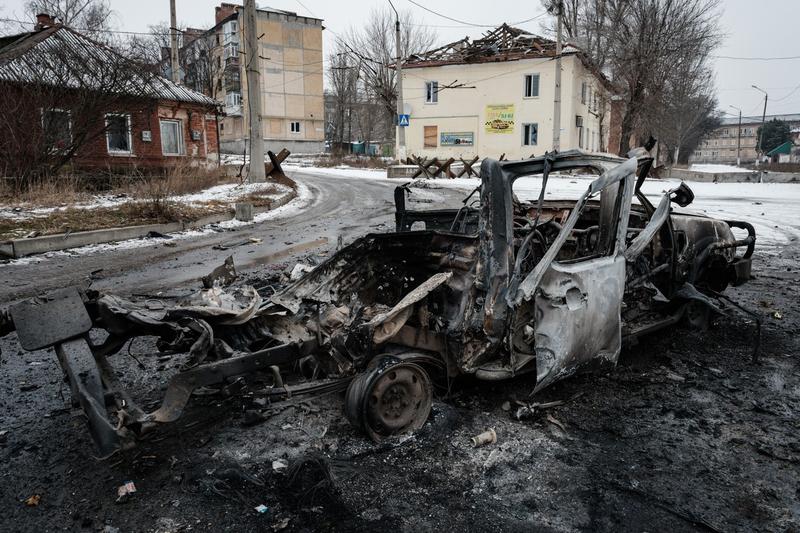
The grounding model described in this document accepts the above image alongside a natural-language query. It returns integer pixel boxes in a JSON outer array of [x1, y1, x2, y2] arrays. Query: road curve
[[0, 171, 439, 303]]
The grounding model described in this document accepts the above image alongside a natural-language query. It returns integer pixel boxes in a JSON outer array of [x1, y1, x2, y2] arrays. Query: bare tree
[[543, 0, 722, 155], [25, 0, 112, 39], [641, 56, 719, 164], [122, 23, 222, 100], [338, 7, 436, 134], [326, 40, 361, 152]]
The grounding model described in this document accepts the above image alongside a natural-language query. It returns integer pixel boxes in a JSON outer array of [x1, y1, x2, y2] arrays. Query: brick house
[[0, 14, 221, 176]]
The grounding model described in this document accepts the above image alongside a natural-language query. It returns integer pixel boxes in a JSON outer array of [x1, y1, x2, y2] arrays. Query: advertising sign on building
[[484, 104, 515, 134], [440, 131, 474, 146]]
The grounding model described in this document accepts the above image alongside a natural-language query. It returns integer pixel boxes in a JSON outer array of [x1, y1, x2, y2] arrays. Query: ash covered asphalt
[[0, 172, 798, 532]]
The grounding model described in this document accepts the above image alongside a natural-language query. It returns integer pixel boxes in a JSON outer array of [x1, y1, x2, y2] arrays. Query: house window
[[524, 74, 539, 98], [581, 81, 587, 104], [42, 109, 71, 151], [424, 125, 437, 148], [223, 43, 238, 61], [106, 114, 132, 154], [290, 121, 301, 133], [522, 123, 538, 146], [160, 119, 184, 156], [425, 81, 438, 103]]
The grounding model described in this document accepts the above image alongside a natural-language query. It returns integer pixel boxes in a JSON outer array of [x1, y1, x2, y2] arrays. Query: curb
[[1, 189, 297, 259]]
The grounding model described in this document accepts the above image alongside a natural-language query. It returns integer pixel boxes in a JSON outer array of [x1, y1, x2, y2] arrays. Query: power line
[[0, 16, 177, 37], [294, 0, 317, 18], [405, 0, 547, 28], [772, 83, 800, 103], [713, 54, 800, 61]]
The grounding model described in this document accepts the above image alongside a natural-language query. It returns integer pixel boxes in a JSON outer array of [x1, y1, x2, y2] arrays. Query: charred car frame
[[0, 148, 756, 456]]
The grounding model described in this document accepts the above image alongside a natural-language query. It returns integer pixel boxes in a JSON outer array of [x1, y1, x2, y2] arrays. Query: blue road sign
[[398, 114, 410, 127]]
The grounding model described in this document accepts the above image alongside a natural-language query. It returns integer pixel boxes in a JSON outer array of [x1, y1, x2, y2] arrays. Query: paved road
[[0, 171, 455, 304]]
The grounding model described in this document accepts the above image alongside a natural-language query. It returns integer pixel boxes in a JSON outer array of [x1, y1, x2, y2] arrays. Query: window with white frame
[[581, 81, 587, 104], [223, 42, 239, 61], [106, 114, 132, 154], [290, 121, 301, 133], [160, 119, 184, 156], [524, 74, 540, 97], [42, 108, 71, 151], [425, 81, 438, 103], [522, 123, 538, 146]]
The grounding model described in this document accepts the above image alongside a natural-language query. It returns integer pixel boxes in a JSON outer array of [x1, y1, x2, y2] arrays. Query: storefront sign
[[484, 104, 515, 133], [440, 131, 474, 146]]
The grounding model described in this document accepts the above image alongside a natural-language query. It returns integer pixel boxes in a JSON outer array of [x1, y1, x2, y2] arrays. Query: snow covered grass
[[0, 175, 293, 240], [1, 181, 313, 266], [689, 164, 753, 174]]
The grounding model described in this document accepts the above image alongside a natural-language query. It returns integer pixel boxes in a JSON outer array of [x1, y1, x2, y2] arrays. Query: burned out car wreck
[[0, 147, 756, 457]]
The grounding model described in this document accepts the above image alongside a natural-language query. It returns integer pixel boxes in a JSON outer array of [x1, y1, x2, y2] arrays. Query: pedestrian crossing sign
[[398, 114, 410, 127]]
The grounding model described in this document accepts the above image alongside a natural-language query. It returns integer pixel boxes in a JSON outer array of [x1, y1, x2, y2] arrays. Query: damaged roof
[[0, 25, 217, 106], [404, 24, 576, 68], [403, 24, 612, 90]]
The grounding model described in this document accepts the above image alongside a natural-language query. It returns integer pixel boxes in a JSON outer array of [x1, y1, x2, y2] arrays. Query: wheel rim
[[345, 358, 432, 442]]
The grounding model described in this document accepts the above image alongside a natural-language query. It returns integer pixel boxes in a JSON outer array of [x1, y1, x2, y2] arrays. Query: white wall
[[400, 55, 609, 160]]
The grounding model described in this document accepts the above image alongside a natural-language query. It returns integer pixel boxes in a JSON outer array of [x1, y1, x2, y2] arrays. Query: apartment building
[[181, 3, 324, 154], [689, 113, 800, 165], [400, 25, 613, 160]]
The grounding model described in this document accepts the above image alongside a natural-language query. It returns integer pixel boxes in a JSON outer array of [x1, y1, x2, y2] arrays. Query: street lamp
[[729, 104, 742, 166], [752, 85, 768, 166]]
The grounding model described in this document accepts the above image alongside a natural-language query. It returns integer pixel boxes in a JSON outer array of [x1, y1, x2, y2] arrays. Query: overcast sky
[[2, 0, 798, 117]]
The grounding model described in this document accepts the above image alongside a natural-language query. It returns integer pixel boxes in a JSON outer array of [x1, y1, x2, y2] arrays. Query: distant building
[[0, 14, 219, 174], [179, 3, 325, 155], [399, 24, 615, 160], [689, 113, 800, 165]]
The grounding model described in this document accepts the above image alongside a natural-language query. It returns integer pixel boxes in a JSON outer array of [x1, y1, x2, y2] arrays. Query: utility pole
[[169, 0, 180, 84], [729, 104, 742, 166], [388, 0, 406, 162], [752, 85, 768, 167], [244, 0, 266, 182], [551, 0, 563, 152]]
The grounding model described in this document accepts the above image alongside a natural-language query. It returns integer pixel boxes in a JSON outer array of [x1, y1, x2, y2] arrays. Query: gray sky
[[2, 0, 799, 117]]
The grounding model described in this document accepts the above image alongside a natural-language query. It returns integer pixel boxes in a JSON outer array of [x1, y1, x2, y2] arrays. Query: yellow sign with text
[[484, 104, 515, 134]]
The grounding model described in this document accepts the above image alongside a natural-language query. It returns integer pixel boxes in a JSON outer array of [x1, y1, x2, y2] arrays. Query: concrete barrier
[[387, 165, 419, 179], [0, 189, 297, 259]]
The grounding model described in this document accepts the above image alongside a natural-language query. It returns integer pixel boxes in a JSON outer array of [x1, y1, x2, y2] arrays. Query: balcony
[[223, 43, 240, 70], [224, 91, 242, 117]]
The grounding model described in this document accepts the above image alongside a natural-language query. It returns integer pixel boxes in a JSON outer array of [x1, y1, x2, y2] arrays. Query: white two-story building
[[399, 25, 613, 161]]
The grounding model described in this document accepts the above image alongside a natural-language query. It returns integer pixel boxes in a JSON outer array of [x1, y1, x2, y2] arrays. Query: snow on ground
[[0, 182, 313, 267], [689, 164, 753, 174], [428, 175, 800, 251], [169, 181, 290, 206], [284, 164, 389, 181], [289, 165, 799, 252]]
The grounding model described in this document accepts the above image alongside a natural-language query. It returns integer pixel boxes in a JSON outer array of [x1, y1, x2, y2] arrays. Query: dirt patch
[[0, 202, 226, 239], [0, 180, 292, 240]]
